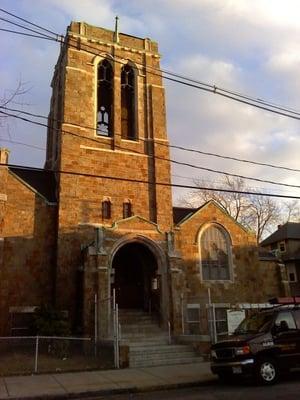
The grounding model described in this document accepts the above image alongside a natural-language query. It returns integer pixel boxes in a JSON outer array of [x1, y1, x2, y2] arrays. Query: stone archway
[[110, 235, 169, 325], [112, 242, 158, 311]]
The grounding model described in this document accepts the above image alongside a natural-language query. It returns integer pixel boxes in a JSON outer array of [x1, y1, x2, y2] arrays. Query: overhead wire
[[2, 104, 300, 174], [1, 8, 300, 121], [1, 108, 300, 191], [2, 160, 300, 200]]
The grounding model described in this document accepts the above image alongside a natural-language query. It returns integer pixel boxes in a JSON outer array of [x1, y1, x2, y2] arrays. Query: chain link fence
[[0, 336, 114, 376]]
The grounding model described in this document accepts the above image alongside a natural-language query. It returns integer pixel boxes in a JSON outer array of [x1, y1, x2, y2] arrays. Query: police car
[[210, 297, 300, 384]]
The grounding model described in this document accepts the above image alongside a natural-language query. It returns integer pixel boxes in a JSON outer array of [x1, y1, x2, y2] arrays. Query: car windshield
[[235, 312, 274, 334]]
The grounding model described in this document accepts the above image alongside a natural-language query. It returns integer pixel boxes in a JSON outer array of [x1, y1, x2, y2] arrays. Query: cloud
[[1, 0, 299, 205]]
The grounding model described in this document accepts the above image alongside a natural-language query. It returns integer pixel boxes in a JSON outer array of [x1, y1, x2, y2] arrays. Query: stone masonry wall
[[173, 202, 284, 324], [0, 172, 56, 335], [48, 23, 174, 322]]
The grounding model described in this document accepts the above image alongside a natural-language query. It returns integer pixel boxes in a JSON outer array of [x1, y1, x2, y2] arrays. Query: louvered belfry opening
[[97, 59, 113, 136], [121, 64, 136, 140]]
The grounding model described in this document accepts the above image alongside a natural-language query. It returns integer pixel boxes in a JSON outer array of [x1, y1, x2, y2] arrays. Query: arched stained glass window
[[97, 60, 113, 136], [121, 64, 136, 140], [200, 225, 231, 281]]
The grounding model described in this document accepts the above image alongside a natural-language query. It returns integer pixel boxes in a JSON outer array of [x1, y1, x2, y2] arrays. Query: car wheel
[[255, 357, 278, 385]]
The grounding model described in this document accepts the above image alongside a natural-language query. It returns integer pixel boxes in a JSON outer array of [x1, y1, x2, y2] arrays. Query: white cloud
[[1, 0, 300, 204]]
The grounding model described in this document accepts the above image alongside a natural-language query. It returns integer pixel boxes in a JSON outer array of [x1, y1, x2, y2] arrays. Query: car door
[[292, 309, 300, 367], [272, 311, 298, 369]]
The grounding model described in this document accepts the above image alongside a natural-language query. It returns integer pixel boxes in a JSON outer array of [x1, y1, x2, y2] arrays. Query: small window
[[278, 241, 286, 253], [102, 200, 111, 219], [215, 308, 228, 337], [123, 202, 132, 219], [287, 264, 297, 282]]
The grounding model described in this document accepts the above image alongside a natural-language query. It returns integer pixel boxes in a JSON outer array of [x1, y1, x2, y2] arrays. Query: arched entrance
[[111, 242, 159, 312]]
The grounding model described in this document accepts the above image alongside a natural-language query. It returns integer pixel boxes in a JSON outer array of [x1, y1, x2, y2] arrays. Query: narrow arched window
[[123, 201, 132, 219], [97, 60, 113, 136], [102, 199, 111, 219], [200, 225, 231, 281], [121, 64, 136, 139]]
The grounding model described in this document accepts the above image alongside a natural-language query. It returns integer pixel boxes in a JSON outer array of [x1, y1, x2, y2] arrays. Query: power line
[[2, 161, 300, 200], [0, 137, 45, 150], [3, 105, 300, 174], [0, 27, 58, 41], [1, 108, 300, 190], [0, 16, 57, 41], [2, 10, 300, 122], [0, 7, 58, 36]]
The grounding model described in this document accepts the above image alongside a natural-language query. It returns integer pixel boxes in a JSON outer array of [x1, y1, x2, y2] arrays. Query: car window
[[275, 311, 296, 330], [293, 310, 300, 329]]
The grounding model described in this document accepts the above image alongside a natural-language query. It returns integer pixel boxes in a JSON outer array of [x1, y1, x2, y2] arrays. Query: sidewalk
[[0, 362, 215, 399]]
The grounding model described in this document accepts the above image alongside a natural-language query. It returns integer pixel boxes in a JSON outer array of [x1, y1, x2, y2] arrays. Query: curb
[[4, 377, 217, 400]]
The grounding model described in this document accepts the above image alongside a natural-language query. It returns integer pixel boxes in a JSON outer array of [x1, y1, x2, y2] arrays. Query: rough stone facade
[[0, 151, 56, 335], [0, 21, 286, 337]]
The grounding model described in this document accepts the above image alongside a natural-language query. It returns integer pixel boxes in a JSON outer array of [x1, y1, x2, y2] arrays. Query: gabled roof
[[9, 167, 57, 203], [173, 206, 198, 225], [261, 222, 300, 246], [173, 200, 252, 234]]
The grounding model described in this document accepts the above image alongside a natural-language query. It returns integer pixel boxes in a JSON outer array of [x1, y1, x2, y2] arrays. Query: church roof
[[173, 206, 198, 225], [260, 222, 300, 246], [9, 167, 57, 203]]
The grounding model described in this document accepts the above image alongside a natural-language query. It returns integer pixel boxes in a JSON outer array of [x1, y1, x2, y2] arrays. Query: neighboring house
[[0, 21, 286, 339], [261, 222, 300, 296]]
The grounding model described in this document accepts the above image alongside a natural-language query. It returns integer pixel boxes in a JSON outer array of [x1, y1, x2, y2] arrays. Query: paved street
[[87, 371, 300, 400]]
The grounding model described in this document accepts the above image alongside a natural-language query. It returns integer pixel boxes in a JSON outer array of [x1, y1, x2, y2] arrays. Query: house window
[[121, 64, 136, 140], [123, 201, 132, 219], [200, 224, 231, 281], [287, 264, 297, 282], [97, 60, 113, 136], [279, 241, 286, 253], [102, 199, 111, 219]]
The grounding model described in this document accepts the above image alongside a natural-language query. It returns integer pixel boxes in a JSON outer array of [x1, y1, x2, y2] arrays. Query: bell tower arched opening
[[111, 242, 159, 312]]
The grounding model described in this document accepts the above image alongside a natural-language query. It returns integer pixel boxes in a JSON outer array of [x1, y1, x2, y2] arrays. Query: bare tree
[[181, 175, 298, 244], [0, 80, 30, 125]]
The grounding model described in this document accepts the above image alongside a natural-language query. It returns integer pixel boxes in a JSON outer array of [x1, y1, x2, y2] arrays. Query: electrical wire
[[0, 7, 58, 36], [2, 161, 300, 200], [0, 16, 58, 41], [2, 9, 300, 121], [1, 108, 300, 190], [0, 27, 58, 41], [3, 105, 300, 174]]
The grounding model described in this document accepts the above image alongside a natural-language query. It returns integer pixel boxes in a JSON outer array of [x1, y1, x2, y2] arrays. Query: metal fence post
[[181, 293, 185, 335], [116, 303, 120, 369], [34, 335, 39, 373]]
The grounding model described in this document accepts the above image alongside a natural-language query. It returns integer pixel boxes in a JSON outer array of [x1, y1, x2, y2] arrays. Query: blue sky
[[1, 0, 300, 202]]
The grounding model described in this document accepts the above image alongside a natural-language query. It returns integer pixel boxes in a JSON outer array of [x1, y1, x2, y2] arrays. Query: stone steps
[[119, 309, 203, 368], [130, 356, 204, 368]]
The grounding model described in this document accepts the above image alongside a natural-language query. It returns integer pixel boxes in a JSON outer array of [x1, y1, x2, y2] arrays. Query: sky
[[1, 0, 300, 204]]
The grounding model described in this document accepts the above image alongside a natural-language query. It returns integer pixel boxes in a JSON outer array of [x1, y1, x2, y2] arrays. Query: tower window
[[121, 64, 136, 140], [123, 202, 132, 219], [102, 200, 111, 219], [97, 60, 113, 136]]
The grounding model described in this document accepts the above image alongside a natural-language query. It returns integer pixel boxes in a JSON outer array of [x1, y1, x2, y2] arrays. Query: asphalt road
[[85, 371, 300, 400]]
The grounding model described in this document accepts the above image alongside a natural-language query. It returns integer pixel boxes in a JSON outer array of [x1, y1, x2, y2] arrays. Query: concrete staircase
[[119, 309, 204, 368]]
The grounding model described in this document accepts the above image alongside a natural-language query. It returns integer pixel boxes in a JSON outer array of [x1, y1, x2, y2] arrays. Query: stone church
[[0, 21, 285, 340]]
